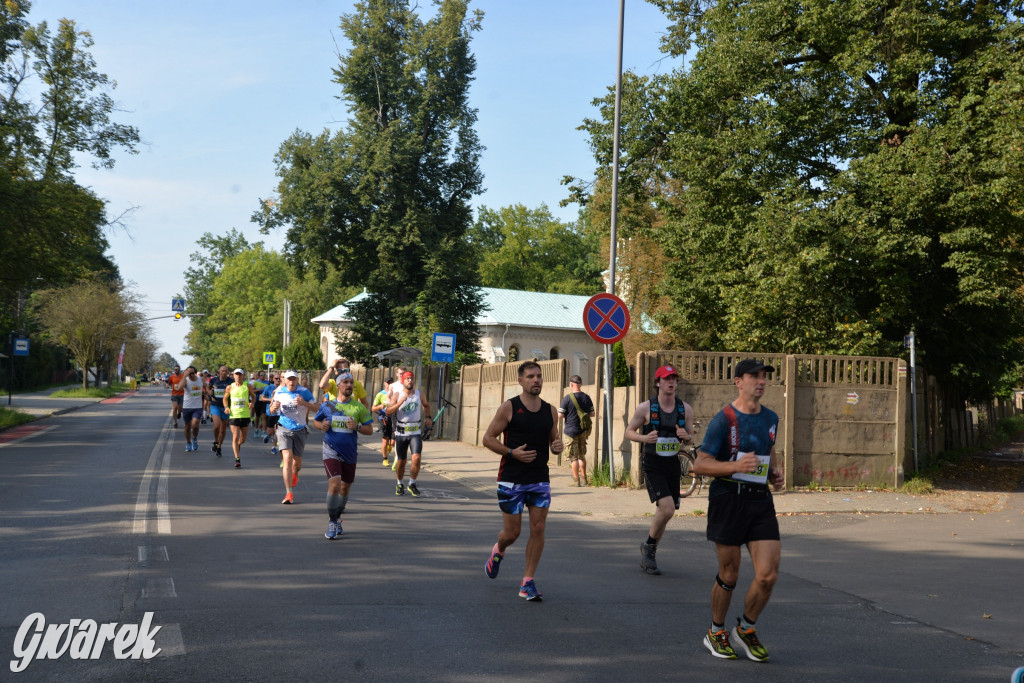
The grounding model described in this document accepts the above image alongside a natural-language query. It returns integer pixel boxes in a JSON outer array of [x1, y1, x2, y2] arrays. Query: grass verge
[[50, 382, 130, 399], [588, 462, 634, 488], [0, 406, 35, 430]]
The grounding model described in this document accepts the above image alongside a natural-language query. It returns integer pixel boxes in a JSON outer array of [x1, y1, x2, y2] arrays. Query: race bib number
[[190, 389, 203, 398], [732, 452, 771, 485], [213, 388, 225, 398], [400, 422, 420, 434], [655, 437, 680, 456], [232, 396, 247, 408], [330, 414, 353, 432]]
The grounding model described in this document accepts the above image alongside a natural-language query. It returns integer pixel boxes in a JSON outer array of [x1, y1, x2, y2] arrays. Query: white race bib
[[330, 414, 353, 433], [732, 452, 771, 485], [655, 436, 680, 456], [399, 422, 420, 434]]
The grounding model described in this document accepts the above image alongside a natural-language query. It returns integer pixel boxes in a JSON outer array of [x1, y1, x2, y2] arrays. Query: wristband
[[506, 448, 513, 459]]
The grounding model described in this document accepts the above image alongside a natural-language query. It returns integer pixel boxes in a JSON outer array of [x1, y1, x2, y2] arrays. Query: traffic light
[[174, 313, 183, 320]]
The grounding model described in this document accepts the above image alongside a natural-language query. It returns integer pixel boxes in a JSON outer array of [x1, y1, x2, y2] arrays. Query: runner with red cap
[[625, 364, 694, 575], [385, 370, 432, 497]]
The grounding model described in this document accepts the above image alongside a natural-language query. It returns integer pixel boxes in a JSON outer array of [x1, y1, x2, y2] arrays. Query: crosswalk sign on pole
[[171, 298, 185, 312], [263, 352, 276, 365]]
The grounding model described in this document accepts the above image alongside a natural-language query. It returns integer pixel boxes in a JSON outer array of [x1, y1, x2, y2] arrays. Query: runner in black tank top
[[499, 395, 554, 484], [481, 361, 564, 602]]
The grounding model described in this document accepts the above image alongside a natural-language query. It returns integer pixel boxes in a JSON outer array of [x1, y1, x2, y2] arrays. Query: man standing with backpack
[[558, 375, 595, 486], [625, 365, 694, 575]]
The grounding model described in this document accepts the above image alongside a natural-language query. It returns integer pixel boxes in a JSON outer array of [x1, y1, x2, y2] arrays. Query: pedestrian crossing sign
[[263, 352, 276, 365], [171, 298, 185, 312]]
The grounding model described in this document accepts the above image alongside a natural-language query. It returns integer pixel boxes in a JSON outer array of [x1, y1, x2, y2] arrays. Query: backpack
[[646, 396, 686, 434], [568, 392, 592, 432]]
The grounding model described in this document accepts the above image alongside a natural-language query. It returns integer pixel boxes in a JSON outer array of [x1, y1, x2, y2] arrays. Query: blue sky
[[26, 0, 680, 361]]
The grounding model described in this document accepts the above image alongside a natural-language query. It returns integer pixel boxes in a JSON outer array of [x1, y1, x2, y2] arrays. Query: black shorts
[[379, 414, 393, 439], [265, 415, 279, 427], [643, 454, 681, 509], [229, 418, 251, 428], [253, 400, 266, 415], [706, 485, 780, 546], [394, 434, 422, 460]]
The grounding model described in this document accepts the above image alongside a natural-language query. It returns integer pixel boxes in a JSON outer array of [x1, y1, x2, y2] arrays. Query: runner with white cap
[[270, 369, 318, 504], [224, 368, 257, 468]]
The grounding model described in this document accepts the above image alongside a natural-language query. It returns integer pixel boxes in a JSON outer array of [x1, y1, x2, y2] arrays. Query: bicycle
[[423, 396, 456, 440], [679, 420, 710, 498]]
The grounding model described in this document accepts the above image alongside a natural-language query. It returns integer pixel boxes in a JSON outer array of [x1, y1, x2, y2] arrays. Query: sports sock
[[711, 622, 724, 632], [492, 542, 503, 557], [338, 494, 348, 511], [408, 478, 416, 485], [521, 576, 533, 585], [327, 493, 343, 521], [646, 536, 658, 546], [740, 615, 756, 631]]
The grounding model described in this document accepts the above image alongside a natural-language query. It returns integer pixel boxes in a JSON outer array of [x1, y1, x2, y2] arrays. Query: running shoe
[[192, 439, 199, 451], [641, 542, 662, 575], [235, 458, 241, 469], [211, 443, 217, 453], [381, 458, 389, 467], [216, 444, 223, 457], [395, 482, 405, 496], [282, 491, 293, 504], [518, 580, 542, 602], [292, 472, 299, 488], [704, 628, 737, 659], [732, 622, 769, 662], [185, 442, 193, 452], [263, 434, 270, 444], [201, 418, 207, 425], [485, 547, 503, 579], [271, 446, 278, 456], [391, 458, 398, 472], [324, 520, 338, 539], [408, 482, 421, 497]]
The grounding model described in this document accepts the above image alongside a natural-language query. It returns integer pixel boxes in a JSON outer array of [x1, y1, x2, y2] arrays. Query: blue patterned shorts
[[497, 482, 551, 515]]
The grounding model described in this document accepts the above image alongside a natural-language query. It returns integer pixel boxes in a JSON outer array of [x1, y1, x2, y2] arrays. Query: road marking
[[138, 545, 170, 562], [140, 577, 177, 598], [154, 623, 186, 657], [133, 416, 173, 534], [0, 424, 56, 448], [419, 488, 469, 500]]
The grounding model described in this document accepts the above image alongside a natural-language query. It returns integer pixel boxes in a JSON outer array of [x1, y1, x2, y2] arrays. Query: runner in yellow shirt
[[319, 358, 368, 409]]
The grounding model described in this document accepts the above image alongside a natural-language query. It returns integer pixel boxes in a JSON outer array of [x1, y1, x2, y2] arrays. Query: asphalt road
[[1, 386, 1021, 681]]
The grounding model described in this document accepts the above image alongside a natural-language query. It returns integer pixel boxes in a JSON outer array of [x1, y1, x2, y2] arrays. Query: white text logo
[[10, 612, 162, 673]]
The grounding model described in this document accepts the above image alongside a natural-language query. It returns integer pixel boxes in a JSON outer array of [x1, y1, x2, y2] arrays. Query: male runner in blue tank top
[[625, 364, 694, 575], [481, 361, 564, 601], [693, 358, 784, 663]]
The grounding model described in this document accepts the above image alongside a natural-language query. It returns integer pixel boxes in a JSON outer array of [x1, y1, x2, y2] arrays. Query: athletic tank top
[[498, 396, 553, 485], [183, 376, 204, 410], [643, 402, 682, 458], [228, 383, 250, 419]]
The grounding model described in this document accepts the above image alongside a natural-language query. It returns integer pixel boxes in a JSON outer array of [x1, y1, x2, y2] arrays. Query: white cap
[[282, 370, 298, 379], [233, 368, 245, 375]]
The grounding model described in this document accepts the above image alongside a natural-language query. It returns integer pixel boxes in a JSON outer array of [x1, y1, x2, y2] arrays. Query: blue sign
[[431, 333, 456, 363], [13, 338, 29, 356], [583, 293, 631, 344], [171, 298, 185, 312]]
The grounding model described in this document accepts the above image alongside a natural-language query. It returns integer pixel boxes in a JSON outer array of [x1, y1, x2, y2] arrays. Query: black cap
[[734, 358, 775, 376], [385, 377, 394, 384]]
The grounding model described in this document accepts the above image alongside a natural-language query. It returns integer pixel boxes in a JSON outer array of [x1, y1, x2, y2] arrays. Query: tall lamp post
[[603, 0, 626, 485]]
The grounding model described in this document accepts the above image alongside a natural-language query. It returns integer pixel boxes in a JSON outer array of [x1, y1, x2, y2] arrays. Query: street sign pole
[[583, 294, 630, 488]]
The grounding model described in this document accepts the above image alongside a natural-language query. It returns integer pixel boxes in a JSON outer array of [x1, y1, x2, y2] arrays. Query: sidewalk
[[2, 384, 112, 419], [420, 438, 1013, 518]]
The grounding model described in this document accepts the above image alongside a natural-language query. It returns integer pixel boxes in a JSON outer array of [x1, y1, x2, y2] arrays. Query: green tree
[[256, 0, 485, 364], [2, 3, 137, 364], [202, 246, 289, 369], [469, 204, 604, 295], [612, 341, 631, 387], [181, 229, 254, 364], [34, 278, 147, 388], [574, 0, 1024, 399]]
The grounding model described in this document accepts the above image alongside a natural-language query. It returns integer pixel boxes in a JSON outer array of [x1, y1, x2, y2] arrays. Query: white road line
[[157, 436, 172, 534], [155, 623, 186, 657], [133, 416, 173, 534], [140, 577, 177, 598], [0, 424, 56, 448]]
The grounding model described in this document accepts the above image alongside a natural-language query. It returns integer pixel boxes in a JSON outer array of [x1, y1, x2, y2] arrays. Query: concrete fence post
[[782, 355, 796, 490]]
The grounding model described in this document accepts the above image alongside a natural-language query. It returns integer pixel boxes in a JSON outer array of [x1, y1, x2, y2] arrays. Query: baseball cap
[[654, 365, 679, 380], [569, 374, 583, 384], [201, 369, 209, 374], [385, 377, 394, 384], [282, 370, 298, 379], [232, 368, 245, 375], [734, 358, 775, 376]]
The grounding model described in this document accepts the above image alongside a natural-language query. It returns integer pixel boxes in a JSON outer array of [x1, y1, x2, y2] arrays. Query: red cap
[[654, 365, 679, 380]]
